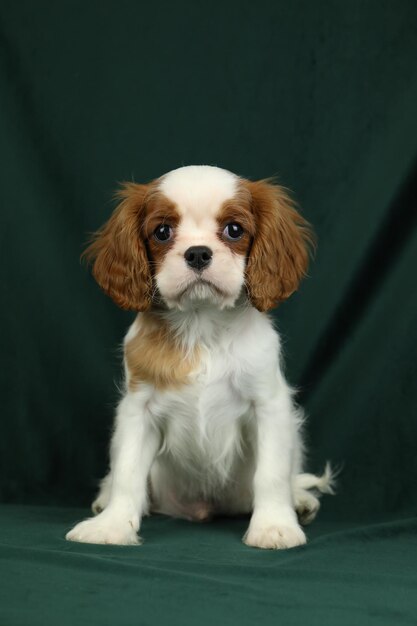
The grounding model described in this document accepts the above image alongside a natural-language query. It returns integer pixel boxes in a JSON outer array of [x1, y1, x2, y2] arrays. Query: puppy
[[66, 165, 333, 549]]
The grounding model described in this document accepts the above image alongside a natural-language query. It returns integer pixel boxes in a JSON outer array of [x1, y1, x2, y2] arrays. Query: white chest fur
[[148, 350, 252, 475], [124, 305, 279, 482]]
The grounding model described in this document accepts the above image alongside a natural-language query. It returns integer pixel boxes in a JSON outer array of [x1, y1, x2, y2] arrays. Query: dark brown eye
[[154, 224, 173, 242], [223, 223, 244, 241]]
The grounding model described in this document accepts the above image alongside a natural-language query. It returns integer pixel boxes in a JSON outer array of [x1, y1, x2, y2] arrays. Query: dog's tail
[[295, 462, 337, 496]]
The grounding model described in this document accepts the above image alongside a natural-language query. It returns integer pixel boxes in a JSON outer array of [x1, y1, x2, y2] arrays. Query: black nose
[[184, 246, 213, 271]]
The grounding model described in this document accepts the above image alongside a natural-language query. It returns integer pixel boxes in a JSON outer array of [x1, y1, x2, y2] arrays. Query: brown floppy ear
[[244, 179, 315, 312], [82, 183, 153, 311]]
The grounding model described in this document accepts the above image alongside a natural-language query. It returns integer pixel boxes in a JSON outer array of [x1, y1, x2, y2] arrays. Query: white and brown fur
[[66, 165, 333, 549]]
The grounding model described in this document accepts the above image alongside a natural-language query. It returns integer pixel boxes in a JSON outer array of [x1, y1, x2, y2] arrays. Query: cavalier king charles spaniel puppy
[[66, 165, 333, 549]]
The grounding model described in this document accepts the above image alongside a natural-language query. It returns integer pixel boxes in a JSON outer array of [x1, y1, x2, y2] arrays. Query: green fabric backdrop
[[1, 1, 416, 624]]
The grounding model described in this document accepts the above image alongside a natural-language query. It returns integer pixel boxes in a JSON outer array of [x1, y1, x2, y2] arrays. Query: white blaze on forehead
[[158, 165, 238, 219]]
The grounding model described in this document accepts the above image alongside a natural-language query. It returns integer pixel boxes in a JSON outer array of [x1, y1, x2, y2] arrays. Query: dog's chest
[[147, 348, 252, 467]]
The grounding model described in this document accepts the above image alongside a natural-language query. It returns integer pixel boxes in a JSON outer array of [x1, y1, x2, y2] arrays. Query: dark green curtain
[[1, 2, 416, 625]]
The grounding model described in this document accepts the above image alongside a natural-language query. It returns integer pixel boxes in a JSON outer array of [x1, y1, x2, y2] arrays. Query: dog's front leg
[[66, 394, 159, 545], [244, 386, 306, 550]]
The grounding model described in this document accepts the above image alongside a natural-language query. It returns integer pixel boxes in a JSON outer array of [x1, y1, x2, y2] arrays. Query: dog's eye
[[154, 224, 173, 242], [223, 223, 244, 241]]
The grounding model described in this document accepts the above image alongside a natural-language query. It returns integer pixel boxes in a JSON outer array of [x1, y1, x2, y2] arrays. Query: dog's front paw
[[66, 512, 140, 546], [243, 522, 306, 550]]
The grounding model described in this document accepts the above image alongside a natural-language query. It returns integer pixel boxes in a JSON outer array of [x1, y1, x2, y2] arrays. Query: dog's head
[[84, 166, 314, 312]]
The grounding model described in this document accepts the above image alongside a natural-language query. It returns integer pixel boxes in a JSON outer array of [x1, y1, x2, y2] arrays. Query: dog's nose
[[184, 246, 213, 271]]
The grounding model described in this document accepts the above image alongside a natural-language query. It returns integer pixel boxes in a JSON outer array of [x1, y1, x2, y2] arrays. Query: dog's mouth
[[161, 275, 241, 311], [180, 276, 225, 298], [179, 277, 225, 300]]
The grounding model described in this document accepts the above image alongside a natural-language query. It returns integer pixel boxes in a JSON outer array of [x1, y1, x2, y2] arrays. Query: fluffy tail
[[295, 462, 337, 496]]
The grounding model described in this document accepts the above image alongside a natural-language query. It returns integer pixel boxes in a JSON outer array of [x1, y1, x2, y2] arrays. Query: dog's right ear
[[242, 179, 314, 311], [82, 183, 153, 311]]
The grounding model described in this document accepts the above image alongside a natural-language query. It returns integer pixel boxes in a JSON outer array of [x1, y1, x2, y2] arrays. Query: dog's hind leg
[[293, 463, 335, 525], [91, 472, 112, 514]]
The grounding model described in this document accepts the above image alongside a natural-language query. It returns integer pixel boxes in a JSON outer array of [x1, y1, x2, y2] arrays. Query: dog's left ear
[[244, 179, 315, 312], [82, 183, 153, 311]]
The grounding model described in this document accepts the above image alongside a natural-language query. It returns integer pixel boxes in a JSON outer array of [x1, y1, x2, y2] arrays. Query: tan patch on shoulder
[[125, 312, 200, 391]]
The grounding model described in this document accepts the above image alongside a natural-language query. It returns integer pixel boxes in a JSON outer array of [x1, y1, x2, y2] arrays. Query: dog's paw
[[91, 494, 109, 515], [295, 489, 320, 525], [243, 523, 306, 550], [66, 513, 140, 546], [91, 474, 112, 515]]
